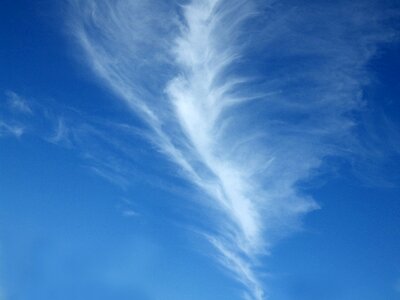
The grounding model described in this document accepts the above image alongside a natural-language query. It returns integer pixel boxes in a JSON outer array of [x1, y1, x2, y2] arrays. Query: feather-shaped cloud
[[66, 0, 394, 298]]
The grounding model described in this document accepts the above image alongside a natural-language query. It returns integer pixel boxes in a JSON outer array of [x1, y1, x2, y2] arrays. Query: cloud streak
[[67, 0, 396, 299], [0, 121, 24, 138], [5, 91, 32, 115], [0, 90, 32, 138]]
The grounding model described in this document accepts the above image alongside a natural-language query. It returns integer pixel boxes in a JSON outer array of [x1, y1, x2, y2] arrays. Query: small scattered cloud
[[5, 90, 32, 115], [0, 90, 167, 193], [0, 91, 32, 138], [117, 197, 140, 218], [122, 209, 139, 218], [88, 165, 130, 190], [0, 121, 24, 138], [48, 117, 73, 147]]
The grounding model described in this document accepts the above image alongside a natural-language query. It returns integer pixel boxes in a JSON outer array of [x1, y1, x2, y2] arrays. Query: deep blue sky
[[1, 1, 400, 300]]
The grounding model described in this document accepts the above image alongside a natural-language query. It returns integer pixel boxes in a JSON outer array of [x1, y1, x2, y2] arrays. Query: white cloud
[[67, 0, 395, 299]]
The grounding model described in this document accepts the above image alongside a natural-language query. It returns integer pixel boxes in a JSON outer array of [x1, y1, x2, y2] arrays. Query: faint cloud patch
[[0, 90, 31, 138], [122, 210, 139, 218], [0, 121, 24, 138], [88, 165, 130, 190], [48, 117, 73, 147], [395, 278, 400, 294], [0, 90, 178, 194], [117, 198, 140, 218], [5, 90, 32, 115]]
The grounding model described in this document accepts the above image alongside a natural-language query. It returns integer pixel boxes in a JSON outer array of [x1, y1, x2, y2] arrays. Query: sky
[[0, 0, 400, 300]]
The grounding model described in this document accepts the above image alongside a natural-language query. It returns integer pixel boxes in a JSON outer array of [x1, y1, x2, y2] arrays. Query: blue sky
[[1, 0, 400, 300]]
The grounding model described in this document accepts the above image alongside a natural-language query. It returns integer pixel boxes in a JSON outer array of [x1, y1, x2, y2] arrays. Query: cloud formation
[[0, 91, 32, 137], [66, 0, 396, 299], [5, 91, 32, 115], [0, 121, 24, 138]]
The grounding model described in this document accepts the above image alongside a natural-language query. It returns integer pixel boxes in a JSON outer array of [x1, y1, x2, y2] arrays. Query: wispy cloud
[[1, 90, 178, 204], [66, 0, 396, 299], [0, 91, 32, 138], [5, 90, 32, 115], [0, 121, 24, 138]]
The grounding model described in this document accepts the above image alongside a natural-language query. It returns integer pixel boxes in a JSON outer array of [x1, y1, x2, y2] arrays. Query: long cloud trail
[[67, 0, 394, 299]]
